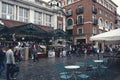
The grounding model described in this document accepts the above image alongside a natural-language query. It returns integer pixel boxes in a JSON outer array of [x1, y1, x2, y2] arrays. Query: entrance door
[[77, 39, 86, 44]]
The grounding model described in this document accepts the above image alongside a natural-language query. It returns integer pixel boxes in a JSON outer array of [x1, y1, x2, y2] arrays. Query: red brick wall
[[64, 0, 116, 43]]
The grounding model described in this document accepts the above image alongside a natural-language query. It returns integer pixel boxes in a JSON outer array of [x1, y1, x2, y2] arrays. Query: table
[[65, 65, 80, 80], [93, 60, 104, 76], [94, 60, 103, 63], [93, 59, 104, 67], [65, 65, 80, 69]]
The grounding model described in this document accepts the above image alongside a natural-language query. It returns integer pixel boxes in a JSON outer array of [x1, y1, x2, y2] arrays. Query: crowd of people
[[0, 41, 120, 80]]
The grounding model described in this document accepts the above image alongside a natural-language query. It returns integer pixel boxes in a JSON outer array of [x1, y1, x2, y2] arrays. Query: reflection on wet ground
[[0, 55, 120, 80]]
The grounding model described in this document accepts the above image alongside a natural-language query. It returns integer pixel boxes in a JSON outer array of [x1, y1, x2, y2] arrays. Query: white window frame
[[2, 2, 14, 20], [77, 28, 83, 35], [77, 15, 83, 25], [19, 7, 29, 22], [44, 14, 52, 27], [34, 11, 42, 25], [93, 27, 97, 34]]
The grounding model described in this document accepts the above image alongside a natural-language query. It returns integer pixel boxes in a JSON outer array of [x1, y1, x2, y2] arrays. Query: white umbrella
[[90, 28, 120, 41]]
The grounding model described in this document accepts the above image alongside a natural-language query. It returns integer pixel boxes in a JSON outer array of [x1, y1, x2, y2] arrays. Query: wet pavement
[[0, 55, 120, 80]]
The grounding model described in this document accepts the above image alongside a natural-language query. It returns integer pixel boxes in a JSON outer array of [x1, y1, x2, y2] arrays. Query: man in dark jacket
[[0, 46, 6, 75]]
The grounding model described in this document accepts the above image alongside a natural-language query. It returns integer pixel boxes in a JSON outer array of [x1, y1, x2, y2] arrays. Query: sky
[[112, 0, 120, 14], [44, 0, 120, 14]]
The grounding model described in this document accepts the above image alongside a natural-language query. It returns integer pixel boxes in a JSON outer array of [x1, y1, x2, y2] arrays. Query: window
[[57, 21, 63, 29], [67, 0, 72, 4], [77, 15, 83, 25], [34, 11, 42, 25], [93, 27, 97, 34], [77, 5, 83, 14], [92, 5, 97, 14], [44, 14, 52, 26], [109, 23, 113, 29], [78, 28, 83, 35], [19, 7, 29, 22], [67, 9, 72, 16], [98, 18, 103, 27], [105, 20, 108, 28], [67, 18, 73, 26], [2, 3, 14, 19], [92, 15, 96, 22]]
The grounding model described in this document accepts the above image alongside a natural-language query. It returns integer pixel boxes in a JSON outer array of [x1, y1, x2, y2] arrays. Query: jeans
[[0, 61, 5, 74], [6, 64, 15, 80]]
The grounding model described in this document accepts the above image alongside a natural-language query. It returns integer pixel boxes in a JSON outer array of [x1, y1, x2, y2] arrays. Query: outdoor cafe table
[[94, 60, 103, 63], [93, 60, 104, 76], [64, 65, 80, 80], [93, 59, 104, 67]]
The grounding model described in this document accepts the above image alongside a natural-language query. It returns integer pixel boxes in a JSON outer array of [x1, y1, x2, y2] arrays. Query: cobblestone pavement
[[0, 55, 120, 80]]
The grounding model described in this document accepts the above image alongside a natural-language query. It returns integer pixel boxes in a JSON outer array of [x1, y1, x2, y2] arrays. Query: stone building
[[0, 0, 65, 31]]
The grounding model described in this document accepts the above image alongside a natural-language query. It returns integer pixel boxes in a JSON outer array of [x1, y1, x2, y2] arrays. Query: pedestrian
[[14, 49, 21, 62], [6, 46, 16, 80], [0, 46, 6, 75], [33, 44, 39, 62]]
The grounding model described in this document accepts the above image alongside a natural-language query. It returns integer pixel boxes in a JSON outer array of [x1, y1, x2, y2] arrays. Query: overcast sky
[[112, 0, 120, 14], [44, 0, 120, 14]]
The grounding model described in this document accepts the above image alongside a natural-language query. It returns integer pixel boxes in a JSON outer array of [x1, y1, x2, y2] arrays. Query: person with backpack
[[0, 46, 6, 75]]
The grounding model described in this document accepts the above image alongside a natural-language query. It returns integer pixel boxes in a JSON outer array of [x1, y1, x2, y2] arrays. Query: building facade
[[60, 0, 118, 44], [116, 14, 120, 28], [0, 0, 66, 31]]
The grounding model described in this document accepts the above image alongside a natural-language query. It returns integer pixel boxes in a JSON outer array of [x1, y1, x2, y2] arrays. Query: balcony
[[66, 11, 72, 17], [92, 8, 97, 14], [93, 19, 98, 25], [76, 7, 84, 14]]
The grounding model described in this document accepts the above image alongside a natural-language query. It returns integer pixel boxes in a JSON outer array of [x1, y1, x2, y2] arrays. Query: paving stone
[[0, 55, 120, 80]]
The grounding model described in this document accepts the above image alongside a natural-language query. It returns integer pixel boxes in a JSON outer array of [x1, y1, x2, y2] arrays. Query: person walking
[[6, 46, 16, 80], [0, 46, 6, 75]]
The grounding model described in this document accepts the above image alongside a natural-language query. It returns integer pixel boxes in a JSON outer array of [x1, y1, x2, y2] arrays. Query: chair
[[99, 58, 108, 76], [75, 62, 85, 67], [85, 58, 97, 76], [77, 74, 89, 80], [75, 62, 84, 74], [55, 63, 72, 80], [75, 62, 90, 80]]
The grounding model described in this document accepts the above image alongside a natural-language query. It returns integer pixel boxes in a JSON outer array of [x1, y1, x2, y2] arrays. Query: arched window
[[98, 18, 103, 27], [109, 22, 113, 29], [105, 20, 108, 28], [67, 18, 73, 26]]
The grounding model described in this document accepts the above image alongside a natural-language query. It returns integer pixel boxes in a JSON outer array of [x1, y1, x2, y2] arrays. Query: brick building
[[60, 0, 118, 44]]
